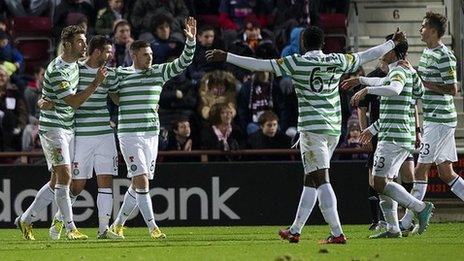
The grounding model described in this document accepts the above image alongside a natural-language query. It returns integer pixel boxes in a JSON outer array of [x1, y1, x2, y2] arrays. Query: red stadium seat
[[319, 13, 347, 34], [11, 16, 52, 36], [15, 38, 52, 74]]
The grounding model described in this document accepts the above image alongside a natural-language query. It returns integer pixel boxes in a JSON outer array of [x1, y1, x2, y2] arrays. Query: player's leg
[[367, 167, 382, 230], [373, 144, 434, 235], [399, 158, 414, 192], [437, 162, 464, 201]]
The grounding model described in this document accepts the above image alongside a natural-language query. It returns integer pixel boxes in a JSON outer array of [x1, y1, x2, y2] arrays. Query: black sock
[[368, 186, 380, 223], [402, 182, 413, 193]]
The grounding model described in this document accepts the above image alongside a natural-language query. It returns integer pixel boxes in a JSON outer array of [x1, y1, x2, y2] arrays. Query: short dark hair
[[32, 65, 45, 75], [385, 34, 408, 59], [424, 12, 447, 38], [302, 26, 324, 51], [130, 40, 150, 51], [209, 103, 233, 125], [198, 25, 215, 35], [88, 35, 113, 55], [258, 111, 279, 126], [60, 25, 86, 43], [171, 118, 189, 131], [151, 14, 173, 30]]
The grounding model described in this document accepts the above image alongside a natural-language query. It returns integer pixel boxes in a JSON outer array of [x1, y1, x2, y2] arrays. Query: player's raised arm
[[160, 17, 196, 82], [206, 49, 276, 73], [355, 28, 406, 65]]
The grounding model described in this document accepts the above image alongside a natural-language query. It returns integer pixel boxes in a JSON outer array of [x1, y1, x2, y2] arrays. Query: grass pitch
[[0, 223, 463, 261]]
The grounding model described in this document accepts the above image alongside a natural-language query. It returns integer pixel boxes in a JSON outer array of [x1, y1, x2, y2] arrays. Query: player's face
[[175, 121, 191, 138], [220, 107, 233, 125], [197, 30, 214, 47], [381, 50, 396, 64], [133, 47, 152, 69], [71, 33, 87, 58], [99, 44, 113, 64], [262, 120, 278, 137], [420, 19, 434, 42]]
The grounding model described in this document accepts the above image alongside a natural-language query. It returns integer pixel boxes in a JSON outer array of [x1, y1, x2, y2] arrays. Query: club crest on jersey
[[448, 68, 456, 78], [59, 81, 70, 90]]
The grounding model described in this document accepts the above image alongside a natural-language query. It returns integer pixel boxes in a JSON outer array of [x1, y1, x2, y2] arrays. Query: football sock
[[379, 194, 400, 233], [449, 177, 464, 201], [135, 188, 157, 231], [401, 180, 427, 228], [368, 186, 380, 223], [21, 182, 55, 224], [289, 186, 317, 234], [97, 188, 113, 235], [317, 183, 343, 237], [55, 184, 76, 231], [383, 182, 425, 213], [114, 186, 138, 226]]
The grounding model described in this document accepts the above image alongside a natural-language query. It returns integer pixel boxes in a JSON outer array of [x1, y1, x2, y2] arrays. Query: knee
[[304, 169, 329, 188], [70, 180, 86, 195], [373, 177, 386, 193]]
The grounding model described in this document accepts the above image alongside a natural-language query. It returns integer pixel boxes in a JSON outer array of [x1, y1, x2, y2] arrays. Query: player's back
[[271, 51, 361, 136]]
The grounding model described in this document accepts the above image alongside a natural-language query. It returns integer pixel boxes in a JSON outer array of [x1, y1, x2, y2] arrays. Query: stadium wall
[[0, 161, 462, 228]]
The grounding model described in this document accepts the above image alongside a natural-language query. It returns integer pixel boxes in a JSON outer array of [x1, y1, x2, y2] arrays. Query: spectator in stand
[[130, 0, 189, 37], [139, 14, 184, 65], [247, 111, 291, 159], [187, 25, 225, 85], [24, 65, 45, 119], [166, 118, 194, 151], [201, 103, 245, 159], [0, 18, 6, 32], [218, 0, 274, 30], [198, 70, 237, 122], [340, 122, 368, 160], [158, 66, 197, 130], [0, 31, 24, 75], [237, 71, 277, 134], [281, 27, 305, 57], [0, 65, 28, 151], [52, 0, 95, 42], [109, 19, 133, 67], [95, 0, 126, 36]]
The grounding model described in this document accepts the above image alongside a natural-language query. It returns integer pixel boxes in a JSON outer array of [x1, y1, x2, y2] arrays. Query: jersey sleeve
[[338, 53, 362, 73], [438, 53, 457, 85], [50, 70, 74, 99], [269, 55, 298, 77], [106, 69, 119, 93], [159, 39, 196, 82], [412, 72, 424, 100], [388, 67, 407, 86]]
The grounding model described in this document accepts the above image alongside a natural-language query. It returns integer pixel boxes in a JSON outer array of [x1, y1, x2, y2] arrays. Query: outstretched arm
[[355, 28, 406, 65], [206, 50, 275, 72]]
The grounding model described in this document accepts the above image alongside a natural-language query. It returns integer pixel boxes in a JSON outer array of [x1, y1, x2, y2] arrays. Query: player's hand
[[37, 98, 54, 110], [184, 17, 197, 42], [415, 132, 422, 149], [398, 59, 413, 70], [340, 77, 360, 90], [359, 129, 373, 145], [206, 49, 227, 62], [350, 88, 368, 107], [94, 66, 108, 86], [392, 27, 406, 45]]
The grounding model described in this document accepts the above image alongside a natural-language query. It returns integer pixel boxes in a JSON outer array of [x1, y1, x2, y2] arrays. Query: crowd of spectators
[[0, 0, 362, 162]]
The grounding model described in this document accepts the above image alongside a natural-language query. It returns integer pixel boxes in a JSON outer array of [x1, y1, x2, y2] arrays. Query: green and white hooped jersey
[[418, 44, 457, 127], [39, 56, 78, 132], [372, 65, 424, 151], [116, 40, 195, 136], [74, 62, 118, 137], [270, 51, 361, 136]]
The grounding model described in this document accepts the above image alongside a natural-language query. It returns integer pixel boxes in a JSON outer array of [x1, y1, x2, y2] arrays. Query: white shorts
[[39, 129, 74, 171], [119, 135, 158, 180], [299, 132, 339, 174], [418, 123, 457, 165], [372, 142, 410, 179], [72, 134, 118, 180]]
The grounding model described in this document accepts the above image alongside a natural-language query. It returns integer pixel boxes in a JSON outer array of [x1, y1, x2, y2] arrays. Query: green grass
[[1, 223, 463, 261]]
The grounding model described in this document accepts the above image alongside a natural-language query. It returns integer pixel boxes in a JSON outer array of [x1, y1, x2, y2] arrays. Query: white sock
[[401, 181, 427, 228], [54, 193, 78, 222], [379, 195, 400, 233], [114, 186, 138, 226], [97, 188, 113, 234], [449, 177, 464, 201], [317, 183, 343, 237], [383, 182, 425, 213], [21, 182, 55, 224], [289, 186, 317, 234], [135, 188, 157, 232], [55, 184, 76, 231]]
